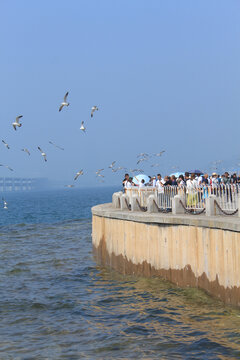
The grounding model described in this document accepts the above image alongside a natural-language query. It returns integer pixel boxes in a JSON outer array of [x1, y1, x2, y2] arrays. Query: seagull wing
[[13, 124, 16, 131], [38, 146, 43, 153], [59, 104, 64, 112], [64, 92, 69, 102], [16, 115, 23, 123], [74, 174, 79, 181]]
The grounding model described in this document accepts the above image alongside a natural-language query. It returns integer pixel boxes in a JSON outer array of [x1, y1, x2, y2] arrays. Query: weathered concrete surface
[[92, 203, 240, 306]]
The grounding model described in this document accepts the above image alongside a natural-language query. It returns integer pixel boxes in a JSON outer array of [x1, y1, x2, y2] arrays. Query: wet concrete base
[[93, 237, 240, 307]]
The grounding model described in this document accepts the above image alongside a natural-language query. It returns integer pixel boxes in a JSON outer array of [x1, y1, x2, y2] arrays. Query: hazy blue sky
[[1, 0, 240, 186]]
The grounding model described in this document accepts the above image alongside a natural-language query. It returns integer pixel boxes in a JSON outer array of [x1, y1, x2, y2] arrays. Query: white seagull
[[137, 158, 147, 164], [2, 140, 10, 149], [91, 106, 99, 118], [59, 92, 70, 112], [80, 121, 86, 133], [2, 198, 8, 209], [38, 146, 47, 162], [154, 150, 166, 157], [109, 161, 116, 169], [96, 169, 104, 175], [21, 148, 30, 156], [137, 153, 149, 158], [0, 164, 13, 171], [12, 115, 23, 131], [64, 184, 74, 188], [74, 169, 84, 181], [49, 141, 64, 150]]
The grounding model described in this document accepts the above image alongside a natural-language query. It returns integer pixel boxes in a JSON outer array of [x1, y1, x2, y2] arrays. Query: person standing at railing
[[171, 175, 177, 186], [123, 173, 132, 190], [156, 174, 165, 208], [211, 173, 219, 196], [196, 172, 203, 186], [202, 180, 209, 205], [152, 176, 156, 187], [139, 179, 146, 188], [186, 173, 198, 208]]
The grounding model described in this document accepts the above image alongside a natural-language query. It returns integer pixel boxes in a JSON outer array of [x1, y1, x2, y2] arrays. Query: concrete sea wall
[[92, 203, 240, 307]]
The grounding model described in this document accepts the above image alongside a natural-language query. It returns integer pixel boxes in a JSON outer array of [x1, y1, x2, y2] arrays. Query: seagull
[[112, 166, 126, 172], [2, 140, 10, 149], [96, 173, 104, 178], [64, 184, 74, 188], [0, 164, 13, 171], [2, 198, 8, 209], [96, 169, 104, 175], [80, 121, 86, 133], [74, 169, 84, 181], [91, 106, 99, 118], [137, 153, 149, 158], [154, 151, 166, 157], [49, 141, 64, 150], [130, 168, 144, 173], [109, 161, 116, 169], [59, 92, 70, 112], [137, 158, 147, 164], [21, 148, 30, 156], [37, 146, 47, 162], [12, 115, 23, 131]]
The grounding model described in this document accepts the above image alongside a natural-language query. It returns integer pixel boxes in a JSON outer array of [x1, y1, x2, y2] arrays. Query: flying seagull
[[154, 151, 166, 157], [12, 115, 23, 131], [64, 184, 74, 188], [37, 146, 47, 162], [59, 92, 70, 112], [137, 153, 149, 158], [2, 140, 10, 149], [96, 169, 104, 175], [0, 164, 13, 171], [49, 141, 64, 150], [80, 121, 86, 133], [109, 161, 116, 169], [2, 198, 8, 209], [96, 173, 104, 178], [137, 158, 147, 164], [130, 168, 144, 173], [91, 106, 99, 118], [74, 169, 84, 181], [21, 148, 30, 156]]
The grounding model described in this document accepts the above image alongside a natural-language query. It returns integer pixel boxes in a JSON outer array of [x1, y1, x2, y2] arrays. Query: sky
[[1, 0, 240, 186]]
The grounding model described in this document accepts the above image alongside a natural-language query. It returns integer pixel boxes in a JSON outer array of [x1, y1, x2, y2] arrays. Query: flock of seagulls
[[1, 89, 167, 207]]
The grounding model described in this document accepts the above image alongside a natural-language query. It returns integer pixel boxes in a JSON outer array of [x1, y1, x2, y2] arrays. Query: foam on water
[[0, 187, 239, 359]]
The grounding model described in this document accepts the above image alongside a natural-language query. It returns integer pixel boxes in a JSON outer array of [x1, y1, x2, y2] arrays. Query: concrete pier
[[92, 203, 240, 307]]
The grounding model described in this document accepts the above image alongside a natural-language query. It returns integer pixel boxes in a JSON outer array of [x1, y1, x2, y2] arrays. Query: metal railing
[[125, 184, 239, 212], [186, 184, 239, 211]]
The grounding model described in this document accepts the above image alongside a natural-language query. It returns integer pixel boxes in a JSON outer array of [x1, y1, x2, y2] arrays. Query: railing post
[[238, 193, 240, 218], [206, 195, 218, 216], [131, 194, 140, 212], [172, 195, 185, 215], [120, 194, 129, 210], [147, 195, 158, 213], [112, 192, 122, 209]]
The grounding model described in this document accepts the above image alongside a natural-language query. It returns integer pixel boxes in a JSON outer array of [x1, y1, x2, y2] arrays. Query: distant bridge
[[0, 178, 48, 191]]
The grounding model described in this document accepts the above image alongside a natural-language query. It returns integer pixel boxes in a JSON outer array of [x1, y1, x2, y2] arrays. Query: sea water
[[0, 187, 239, 359]]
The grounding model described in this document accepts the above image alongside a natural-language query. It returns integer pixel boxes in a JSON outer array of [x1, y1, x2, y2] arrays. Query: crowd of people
[[123, 171, 240, 190], [123, 171, 239, 208]]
